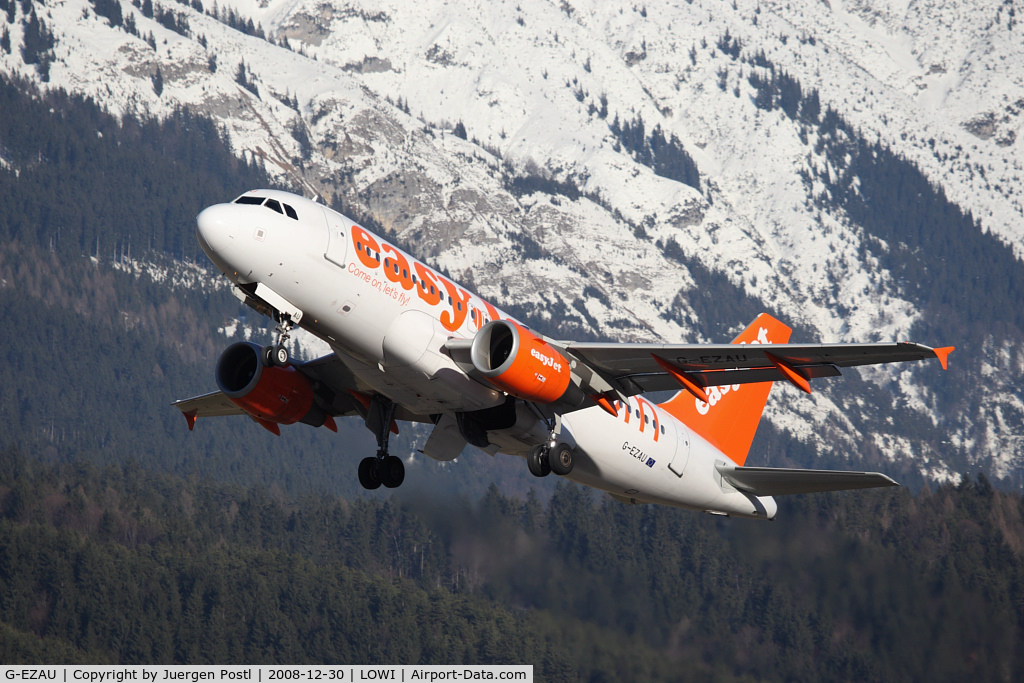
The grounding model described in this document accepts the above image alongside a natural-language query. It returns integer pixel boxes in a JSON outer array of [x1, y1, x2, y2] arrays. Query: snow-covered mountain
[[2, 0, 1022, 486]]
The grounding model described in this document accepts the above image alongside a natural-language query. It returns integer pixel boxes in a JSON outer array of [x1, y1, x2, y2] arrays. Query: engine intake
[[470, 321, 574, 404], [216, 342, 328, 428]]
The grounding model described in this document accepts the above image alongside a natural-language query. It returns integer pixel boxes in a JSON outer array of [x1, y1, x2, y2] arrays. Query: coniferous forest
[[1, 71, 1023, 680], [0, 449, 1022, 680]]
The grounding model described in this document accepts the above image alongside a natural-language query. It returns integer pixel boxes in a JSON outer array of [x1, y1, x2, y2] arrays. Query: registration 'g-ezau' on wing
[[174, 189, 954, 520]]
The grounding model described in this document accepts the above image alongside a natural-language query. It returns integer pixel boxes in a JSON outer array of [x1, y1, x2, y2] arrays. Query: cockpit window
[[234, 196, 301, 221]]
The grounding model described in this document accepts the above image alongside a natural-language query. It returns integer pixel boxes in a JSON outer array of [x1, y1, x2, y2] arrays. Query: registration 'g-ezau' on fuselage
[[174, 189, 953, 520]]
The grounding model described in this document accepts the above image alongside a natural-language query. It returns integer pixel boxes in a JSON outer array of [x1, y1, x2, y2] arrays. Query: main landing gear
[[527, 442, 575, 477], [526, 411, 575, 478], [261, 313, 294, 368], [357, 395, 405, 490]]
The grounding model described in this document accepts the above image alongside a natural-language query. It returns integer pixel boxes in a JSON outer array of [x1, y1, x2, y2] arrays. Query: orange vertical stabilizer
[[658, 313, 792, 466]]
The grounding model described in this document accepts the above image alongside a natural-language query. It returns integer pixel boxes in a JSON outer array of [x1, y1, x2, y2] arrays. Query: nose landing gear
[[261, 313, 295, 368], [358, 395, 405, 489]]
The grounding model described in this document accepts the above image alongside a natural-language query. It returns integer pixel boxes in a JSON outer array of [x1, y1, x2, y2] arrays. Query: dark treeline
[[0, 74, 273, 262], [609, 113, 702, 191], [0, 72, 378, 498], [1, 449, 1022, 680], [0, 241, 389, 499], [18, 3, 55, 81]]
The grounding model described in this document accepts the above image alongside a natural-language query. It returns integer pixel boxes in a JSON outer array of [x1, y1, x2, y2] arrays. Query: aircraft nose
[[195, 204, 237, 256]]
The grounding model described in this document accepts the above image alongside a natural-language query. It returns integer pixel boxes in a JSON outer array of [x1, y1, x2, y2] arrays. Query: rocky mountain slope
[[2, 0, 1021, 487]]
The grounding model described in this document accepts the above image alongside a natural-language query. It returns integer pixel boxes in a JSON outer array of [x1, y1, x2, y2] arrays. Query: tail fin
[[658, 313, 792, 466]]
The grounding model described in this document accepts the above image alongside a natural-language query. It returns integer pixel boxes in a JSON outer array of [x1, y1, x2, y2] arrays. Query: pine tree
[[90, 0, 123, 27], [151, 66, 163, 96]]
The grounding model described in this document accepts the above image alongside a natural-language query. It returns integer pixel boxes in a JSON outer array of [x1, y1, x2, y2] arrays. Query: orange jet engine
[[216, 342, 332, 434], [469, 320, 577, 404]]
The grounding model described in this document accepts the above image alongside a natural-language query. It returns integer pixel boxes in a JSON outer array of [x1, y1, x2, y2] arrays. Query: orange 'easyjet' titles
[[352, 226, 381, 269], [348, 223, 507, 334], [438, 276, 472, 332], [413, 263, 442, 306], [382, 245, 415, 291]]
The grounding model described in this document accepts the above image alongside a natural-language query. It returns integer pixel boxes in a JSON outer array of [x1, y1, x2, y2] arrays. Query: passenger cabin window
[[265, 199, 284, 214], [284, 204, 298, 220], [235, 196, 265, 205]]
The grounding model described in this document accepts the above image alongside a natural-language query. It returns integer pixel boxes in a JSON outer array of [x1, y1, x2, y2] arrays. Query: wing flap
[[567, 339, 950, 398], [172, 391, 246, 418], [717, 465, 899, 495], [572, 341, 945, 374], [623, 364, 843, 393]]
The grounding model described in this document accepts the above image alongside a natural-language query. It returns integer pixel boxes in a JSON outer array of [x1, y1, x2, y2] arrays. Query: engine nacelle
[[469, 320, 574, 404], [216, 342, 328, 428]]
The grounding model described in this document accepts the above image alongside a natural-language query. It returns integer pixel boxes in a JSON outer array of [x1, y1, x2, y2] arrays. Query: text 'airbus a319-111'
[[174, 189, 953, 520]]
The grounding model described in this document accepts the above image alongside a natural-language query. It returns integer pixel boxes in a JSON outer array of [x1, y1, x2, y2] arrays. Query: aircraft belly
[[484, 403, 550, 456], [563, 407, 730, 511]]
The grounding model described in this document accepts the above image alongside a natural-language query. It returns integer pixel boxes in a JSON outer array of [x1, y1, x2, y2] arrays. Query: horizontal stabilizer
[[717, 464, 899, 495]]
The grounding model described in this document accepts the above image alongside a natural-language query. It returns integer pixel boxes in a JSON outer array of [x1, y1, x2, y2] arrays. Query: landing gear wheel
[[527, 445, 552, 478], [548, 443, 574, 476], [273, 345, 290, 367], [380, 455, 405, 489], [262, 345, 276, 367], [358, 457, 382, 490]]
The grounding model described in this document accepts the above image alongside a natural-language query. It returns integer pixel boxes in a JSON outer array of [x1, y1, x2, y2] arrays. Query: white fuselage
[[196, 190, 776, 519]]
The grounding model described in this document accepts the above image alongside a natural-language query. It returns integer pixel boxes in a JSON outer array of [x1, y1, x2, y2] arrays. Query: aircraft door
[[668, 420, 691, 477], [323, 207, 348, 267]]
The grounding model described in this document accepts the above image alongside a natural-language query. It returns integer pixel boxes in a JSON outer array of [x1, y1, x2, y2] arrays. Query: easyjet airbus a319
[[175, 189, 953, 520]]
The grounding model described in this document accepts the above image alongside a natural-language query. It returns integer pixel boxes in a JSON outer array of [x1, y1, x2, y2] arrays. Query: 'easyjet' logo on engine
[[531, 347, 563, 374]]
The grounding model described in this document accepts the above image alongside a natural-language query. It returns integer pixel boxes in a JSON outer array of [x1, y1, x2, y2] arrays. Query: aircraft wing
[[565, 341, 953, 397], [716, 464, 899, 495], [172, 391, 247, 419], [172, 352, 425, 429]]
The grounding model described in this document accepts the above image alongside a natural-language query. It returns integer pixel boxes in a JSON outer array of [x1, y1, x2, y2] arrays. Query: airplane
[[174, 189, 954, 520]]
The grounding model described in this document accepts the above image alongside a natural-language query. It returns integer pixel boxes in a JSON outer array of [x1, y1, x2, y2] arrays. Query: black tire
[[261, 345, 276, 367], [527, 445, 552, 477], [548, 442, 574, 476], [274, 345, 290, 366], [358, 457, 381, 490], [380, 455, 405, 488]]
